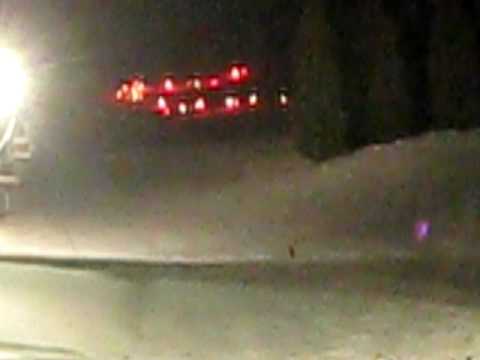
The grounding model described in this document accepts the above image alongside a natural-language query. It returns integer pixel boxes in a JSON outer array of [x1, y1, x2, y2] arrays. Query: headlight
[[0, 48, 28, 118]]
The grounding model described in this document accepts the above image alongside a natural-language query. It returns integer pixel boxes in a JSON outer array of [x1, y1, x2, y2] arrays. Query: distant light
[[240, 65, 249, 79], [115, 89, 123, 101], [194, 97, 206, 112], [121, 84, 129, 93], [229, 66, 241, 83], [280, 93, 288, 107], [225, 95, 236, 110], [157, 96, 167, 110], [178, 101, 188, 115], [193, 78, 202, 90], [208, 76, 220, 89], [248, 92, 258, 107], [135, 80, 145, 93], [164, 77, 175, 93], [131, 88, 141, 103]]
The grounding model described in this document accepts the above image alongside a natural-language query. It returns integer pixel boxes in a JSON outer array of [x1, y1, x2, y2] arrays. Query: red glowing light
[[116, 89, 123, 101], [164, 78, 175, 93], [194, 97, 206, 112], [121, 84, 129, 93], [240, 65, 249, 78], [208, 76, 220, 89], [229, 66, 241, 82], [178, 101, 188, 115], [225, 96, 236, 110], [136, 81, 145, 93], [157, 96, 167, 110], [248, 92, 258, 107], [131, 88, 141, 103], [193, 78, 202, 90]]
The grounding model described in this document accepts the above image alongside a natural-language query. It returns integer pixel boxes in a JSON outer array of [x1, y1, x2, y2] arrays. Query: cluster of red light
[[115, 62, 289, 118]]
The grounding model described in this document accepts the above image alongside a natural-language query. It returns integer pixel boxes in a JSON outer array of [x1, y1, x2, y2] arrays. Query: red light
[[157, 96, 167, 110], [178, 101, 188, 115], [207, 76, 220, 90], [157, 96, 171, 116], [248, 92, 258, 107], [193, 78, 202, 90], [240, 65, 249, 79], [164, 77, 175, 93], [229, 66, 241, 82], [131, 88, 141, 103], [225, 96, 236, 110], [121, 84, 129, 93], [194, 97, 206, 113], [116, 89, 124, 101], [187, 76, 203, 91], [135, 81, 145, 93], [225, 95, 240, 111]]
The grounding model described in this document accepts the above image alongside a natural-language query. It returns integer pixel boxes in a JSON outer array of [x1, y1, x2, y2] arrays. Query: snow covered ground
[[0, 259, 478, 359], [2, 113, 480, 263], [0, 109, 479, 358]]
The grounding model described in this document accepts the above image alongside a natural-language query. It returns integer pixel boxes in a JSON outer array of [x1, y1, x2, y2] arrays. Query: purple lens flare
[[414, 220, 431, 243]]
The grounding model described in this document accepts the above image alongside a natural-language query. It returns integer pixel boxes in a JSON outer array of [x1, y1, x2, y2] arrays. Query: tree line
[[294, 0, 480, 159]]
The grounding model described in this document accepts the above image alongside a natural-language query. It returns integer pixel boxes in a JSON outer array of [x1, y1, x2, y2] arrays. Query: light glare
[[0, 48, 28, 118]]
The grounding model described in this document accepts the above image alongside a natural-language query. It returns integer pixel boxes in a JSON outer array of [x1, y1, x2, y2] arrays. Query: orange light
[[194, 97, 206, 112], [116, 89, 123, 101], [131, 88, 140, 103], [135, 80, 145, 92]]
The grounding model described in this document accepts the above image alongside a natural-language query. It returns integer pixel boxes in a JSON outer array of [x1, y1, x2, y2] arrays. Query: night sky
[[0, 0, 303, 88]]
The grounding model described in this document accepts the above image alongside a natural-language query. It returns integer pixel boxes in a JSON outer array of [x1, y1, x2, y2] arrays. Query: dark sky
[[0, 0, 302, 87]]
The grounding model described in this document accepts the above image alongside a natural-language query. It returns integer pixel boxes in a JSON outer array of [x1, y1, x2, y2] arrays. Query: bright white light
[[249, 93, 258, 106], [178, 102, 188, 115], [0, 48, 28, 118], [164, 78, 174, 92], [194, 97, 206, 112], [225, 96, 235, 109], [193, 78, 202, 90], [157, 96, 167, 109]]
